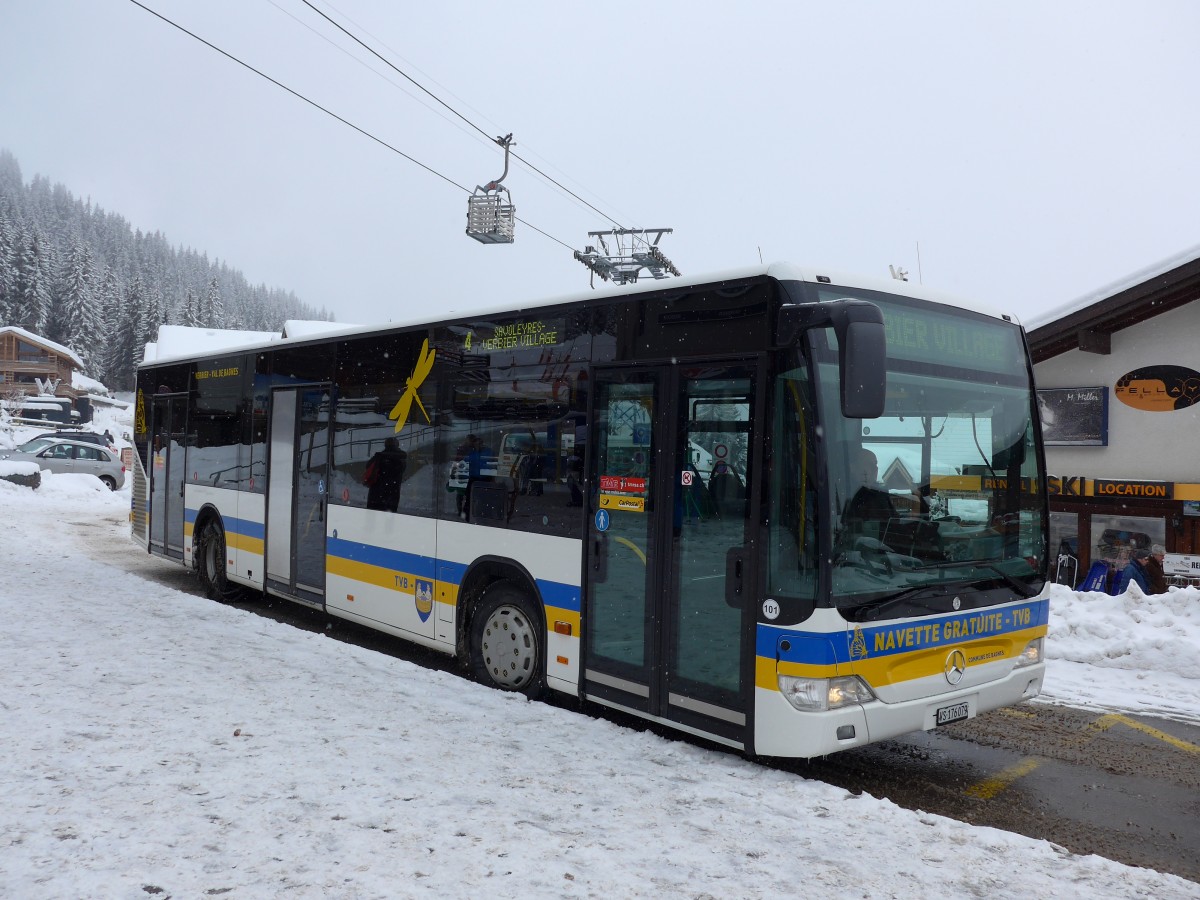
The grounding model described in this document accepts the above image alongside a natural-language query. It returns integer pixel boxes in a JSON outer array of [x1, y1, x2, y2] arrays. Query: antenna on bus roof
[[466, 134, 517, 244], [574, 228, 681, 288]]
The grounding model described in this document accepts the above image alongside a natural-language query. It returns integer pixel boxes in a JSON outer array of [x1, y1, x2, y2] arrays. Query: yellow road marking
[[996, 707, 1037, 719], [1090, 713, 1200, 755], [967, 710, 1198, 802], [965, 758, 1042, 800]]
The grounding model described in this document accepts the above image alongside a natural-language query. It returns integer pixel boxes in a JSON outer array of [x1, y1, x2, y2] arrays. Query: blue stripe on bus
[[327, 536, 437, 579], [537, 581, 581, 613], [326, 536, 580, 612], [758, 598, 1049, 664], [231, 517, 265, 540], [183, 508, 265, 540]]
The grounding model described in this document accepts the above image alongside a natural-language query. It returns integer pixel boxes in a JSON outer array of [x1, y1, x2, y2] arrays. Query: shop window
[[1090, 514, 1166, 572], [1049, 512, 1079, 558]]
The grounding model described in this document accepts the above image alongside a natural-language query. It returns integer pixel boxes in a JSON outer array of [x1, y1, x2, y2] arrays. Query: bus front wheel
[[468, 582, 545, 699], [197, 519, 246, 603]]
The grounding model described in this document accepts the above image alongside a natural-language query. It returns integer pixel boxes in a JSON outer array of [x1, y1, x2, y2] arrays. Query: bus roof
[[138, 262, 1014, 368]]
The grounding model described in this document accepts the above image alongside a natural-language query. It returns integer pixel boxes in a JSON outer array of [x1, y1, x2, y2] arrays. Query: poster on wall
[[1036, 387, 1108, 446], [1114, 365, 1200, 411]]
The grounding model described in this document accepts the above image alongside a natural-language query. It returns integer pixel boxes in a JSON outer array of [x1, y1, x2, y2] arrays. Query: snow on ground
[[0, 473, 1198, 898]]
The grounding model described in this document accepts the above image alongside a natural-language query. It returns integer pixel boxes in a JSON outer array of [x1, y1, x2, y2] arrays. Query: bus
[[132, 263, 1049, 758]]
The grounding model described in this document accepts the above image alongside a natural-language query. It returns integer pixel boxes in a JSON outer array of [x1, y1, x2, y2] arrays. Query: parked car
[[1, 438, 125, 490], [43, 430, 117, 451], [13, 436, 66, 455]]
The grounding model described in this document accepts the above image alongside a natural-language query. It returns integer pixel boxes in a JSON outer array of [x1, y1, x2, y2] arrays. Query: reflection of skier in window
[[512, 441, 544, 496], [463, 434, 492, 521], [566, 447, 583, 507], [845, 448, 896, 526], [367, 437, 407, 512]]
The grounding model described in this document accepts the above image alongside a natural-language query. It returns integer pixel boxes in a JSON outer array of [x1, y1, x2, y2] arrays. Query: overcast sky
[[3, 1, 1198, 326]]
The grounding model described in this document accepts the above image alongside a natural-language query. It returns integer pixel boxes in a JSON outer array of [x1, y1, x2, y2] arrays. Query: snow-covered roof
[[281, 319, 349, 338], [146, 325, 281, 363], [1024, 242, 1200, 331], [139, 263, 1017, 370], [82, 394, 131, 409], [72, 371, 108, 395], [0, 325, 85, 369]]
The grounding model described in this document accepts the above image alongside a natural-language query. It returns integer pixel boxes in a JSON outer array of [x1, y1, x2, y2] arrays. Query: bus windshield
[[772, 287, 1047, 617]]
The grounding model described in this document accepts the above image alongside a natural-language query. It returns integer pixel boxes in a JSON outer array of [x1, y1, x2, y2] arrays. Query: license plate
[[936, 701, 969, 726]]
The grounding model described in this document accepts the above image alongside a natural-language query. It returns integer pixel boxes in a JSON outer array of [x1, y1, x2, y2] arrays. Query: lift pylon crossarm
[[576, 228, 680, 286], [466, 133, 517, 244]]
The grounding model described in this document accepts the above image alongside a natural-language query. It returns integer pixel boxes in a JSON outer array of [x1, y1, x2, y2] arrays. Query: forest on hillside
[[0, 149, 330, 390]]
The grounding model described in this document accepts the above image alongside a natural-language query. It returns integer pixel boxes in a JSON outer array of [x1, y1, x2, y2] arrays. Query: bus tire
[[197, 518, 246, 603], [468, 581, 545, 699]]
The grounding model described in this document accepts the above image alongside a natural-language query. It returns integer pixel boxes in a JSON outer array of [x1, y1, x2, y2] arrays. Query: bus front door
[[584, 363, 759, 748], [149, 393, 187, 560], [265, 385, 332, 605]]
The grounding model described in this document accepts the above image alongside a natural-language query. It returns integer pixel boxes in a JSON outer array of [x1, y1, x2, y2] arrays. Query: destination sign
[[879, 305, 1020, 374], [195, 366, 240, 380], [465, 317, 563, 353]]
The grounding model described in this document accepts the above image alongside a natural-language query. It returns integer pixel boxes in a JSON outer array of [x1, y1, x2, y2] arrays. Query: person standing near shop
[[1144, 544, 1169, 594], [1115, 548, 1152, 594]]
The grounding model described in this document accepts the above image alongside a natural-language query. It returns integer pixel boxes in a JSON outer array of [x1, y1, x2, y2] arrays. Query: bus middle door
[[148, 393, 188, 561], [265, 384, 332, 606], [584, 363, 758, 749]]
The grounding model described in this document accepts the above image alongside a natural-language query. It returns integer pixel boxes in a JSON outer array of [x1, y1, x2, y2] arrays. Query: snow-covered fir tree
[[180, 288, 201, 327], [203, 276, 223, 328], [12, 228, 52, 333], [0, 147, 329, 384], [58, 240, 96, 361]]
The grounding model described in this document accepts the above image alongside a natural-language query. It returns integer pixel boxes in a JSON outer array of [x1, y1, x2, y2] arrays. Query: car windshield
[[18, 437, 59, 453]]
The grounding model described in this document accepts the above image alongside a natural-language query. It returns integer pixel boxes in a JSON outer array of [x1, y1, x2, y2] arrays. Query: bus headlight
[[777, 674, 876, 712], [1013, 637, 1044, 669]]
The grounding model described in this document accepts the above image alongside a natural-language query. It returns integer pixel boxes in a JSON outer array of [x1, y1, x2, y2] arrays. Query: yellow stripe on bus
[[757, 624, 1046, 691], [849, 625, 1047, 687], [756, 657, 840, 691], [225, 533, 264, 556]]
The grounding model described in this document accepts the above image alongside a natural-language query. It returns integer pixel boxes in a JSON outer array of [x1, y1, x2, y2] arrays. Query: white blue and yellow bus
[[132, 263, 1049, 758]]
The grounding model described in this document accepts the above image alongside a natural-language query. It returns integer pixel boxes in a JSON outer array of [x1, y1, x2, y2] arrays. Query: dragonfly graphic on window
[[389, 339, 437, 432]]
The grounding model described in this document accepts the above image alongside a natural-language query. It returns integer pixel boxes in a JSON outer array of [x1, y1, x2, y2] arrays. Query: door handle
[[593, 534, 608, 583], [725, 547, 746, 608]]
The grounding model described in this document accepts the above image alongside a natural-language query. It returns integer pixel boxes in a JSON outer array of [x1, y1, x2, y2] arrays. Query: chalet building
[[0, 325, 86, 423], [1026, 245, 1200, 584]]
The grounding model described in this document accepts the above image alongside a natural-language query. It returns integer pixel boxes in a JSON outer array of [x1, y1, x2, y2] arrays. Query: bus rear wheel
[[469, 582, 545, 699], [197, 519, 246, 603]]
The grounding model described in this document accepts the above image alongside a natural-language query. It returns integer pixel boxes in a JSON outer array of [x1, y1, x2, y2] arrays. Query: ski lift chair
[[466, 134, 516, 244]]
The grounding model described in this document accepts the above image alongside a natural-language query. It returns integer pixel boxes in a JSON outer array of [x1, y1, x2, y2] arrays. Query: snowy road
[[3, 473, 1199, 898]]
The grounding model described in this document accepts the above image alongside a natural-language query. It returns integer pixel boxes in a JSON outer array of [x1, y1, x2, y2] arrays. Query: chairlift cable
[[125, 0, 577, 252], [297, 0, 626, 230], [264, 0, 488, 147]]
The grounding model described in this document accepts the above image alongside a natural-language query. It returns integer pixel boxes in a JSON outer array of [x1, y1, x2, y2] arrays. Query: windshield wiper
[[845, 584, 952, 623], [979, 563, 1039, 598]]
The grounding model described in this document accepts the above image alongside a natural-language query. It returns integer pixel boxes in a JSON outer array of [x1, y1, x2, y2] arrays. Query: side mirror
[[777, 299, 887, 419]]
